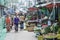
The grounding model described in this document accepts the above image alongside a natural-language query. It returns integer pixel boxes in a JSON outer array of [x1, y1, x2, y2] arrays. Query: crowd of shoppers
[[5, 12, 25, 32]]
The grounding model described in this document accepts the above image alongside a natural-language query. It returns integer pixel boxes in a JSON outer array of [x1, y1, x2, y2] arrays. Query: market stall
[[33, 2, 60, 40], [26, 7, 38, 31]]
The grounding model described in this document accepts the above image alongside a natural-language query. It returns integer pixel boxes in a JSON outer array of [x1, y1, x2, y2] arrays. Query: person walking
[[20, 13, 25, 30], [13, 14, 19, 32], [5, 15, 11, 32]]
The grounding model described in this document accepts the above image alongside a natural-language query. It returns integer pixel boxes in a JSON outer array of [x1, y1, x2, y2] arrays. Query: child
[[20, 13, 25, 30]]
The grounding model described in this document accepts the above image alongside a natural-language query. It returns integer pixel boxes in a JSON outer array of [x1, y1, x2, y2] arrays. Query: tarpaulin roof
[[46, 3, 60, 8]]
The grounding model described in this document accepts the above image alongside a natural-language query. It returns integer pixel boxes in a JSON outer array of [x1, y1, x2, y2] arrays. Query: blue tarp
[[7, 8, 15, 14]]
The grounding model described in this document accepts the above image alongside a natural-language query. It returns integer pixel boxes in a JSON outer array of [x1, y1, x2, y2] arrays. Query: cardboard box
[[27, 27, 34, 32]]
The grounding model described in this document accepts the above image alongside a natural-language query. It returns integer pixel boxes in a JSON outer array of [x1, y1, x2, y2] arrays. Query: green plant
[[27, 15, 31, 20], [44, 27, 51, 34], [57, 29, 60, 34], [51, 25, 60, 33]]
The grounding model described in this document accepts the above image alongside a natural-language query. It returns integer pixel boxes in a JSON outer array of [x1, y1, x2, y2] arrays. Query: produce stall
[[33, 2, 60, 40], [26, 7, 38, 31]]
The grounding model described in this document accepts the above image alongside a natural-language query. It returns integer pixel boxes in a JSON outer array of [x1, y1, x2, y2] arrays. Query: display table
[[43, 34, 57, 40], [27, 20, 39, 26], [26, 20, 38, 31], [27, 20, 38, 22]]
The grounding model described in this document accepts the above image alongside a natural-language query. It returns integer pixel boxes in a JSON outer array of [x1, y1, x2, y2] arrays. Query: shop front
[[0, 5, 7, 40]]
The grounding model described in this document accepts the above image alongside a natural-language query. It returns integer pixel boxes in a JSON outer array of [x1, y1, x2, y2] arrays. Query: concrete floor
[[4, 29, 37, 40]]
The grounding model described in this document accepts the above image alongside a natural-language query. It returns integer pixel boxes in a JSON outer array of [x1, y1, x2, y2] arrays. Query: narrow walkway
[[4, 29, 37, 40]]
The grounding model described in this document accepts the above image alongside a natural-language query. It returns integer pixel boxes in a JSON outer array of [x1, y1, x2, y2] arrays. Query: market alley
[[4, 29, 37, 40]]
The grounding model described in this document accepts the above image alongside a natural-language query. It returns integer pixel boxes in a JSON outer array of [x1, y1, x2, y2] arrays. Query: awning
[[56, 3, 60, 7], [35, 2, 52, 7], [46, 4, 53, 8], [46, 3, 60, 8]]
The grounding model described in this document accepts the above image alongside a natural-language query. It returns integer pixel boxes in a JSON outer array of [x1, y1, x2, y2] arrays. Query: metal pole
[[53, 0, 55, 20], [53, 0, 55, 40]]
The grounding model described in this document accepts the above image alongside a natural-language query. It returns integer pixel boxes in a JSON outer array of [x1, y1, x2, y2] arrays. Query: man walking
[[14, 14, 19, 32]]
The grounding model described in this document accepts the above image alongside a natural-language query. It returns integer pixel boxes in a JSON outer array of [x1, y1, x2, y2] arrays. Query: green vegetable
[[44, 27, 51, 34], [57, 29, 60, 34], [51, 25, 60, 33]]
